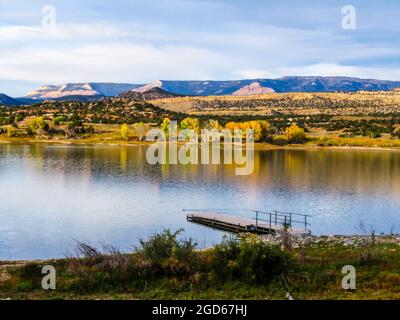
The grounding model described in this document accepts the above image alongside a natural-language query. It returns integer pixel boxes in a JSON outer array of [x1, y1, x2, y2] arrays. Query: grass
[[313, 136, 400, 148], [1, 231, 399, 300], [2, 128, 400, 151]]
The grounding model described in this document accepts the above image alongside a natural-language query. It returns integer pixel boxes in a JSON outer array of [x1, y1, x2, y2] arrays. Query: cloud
[[1, 0, 400, 96], [236, 63, 400, 81], [0, 42, 229, 84], [0, 23, 151, 42]]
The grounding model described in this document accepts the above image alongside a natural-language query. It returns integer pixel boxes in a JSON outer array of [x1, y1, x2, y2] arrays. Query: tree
[[180, 117, 200, 133], [27, 117, 48, 135], [225, 122, 241, 131], [160, 118, 171, 139], [121, 124, 130, 141], [248, 121, 263, 142], [205, 119, 220, 130], [285, 124, 306, 143], [7, 126, 16, 137], [132, 122, 146, 141]]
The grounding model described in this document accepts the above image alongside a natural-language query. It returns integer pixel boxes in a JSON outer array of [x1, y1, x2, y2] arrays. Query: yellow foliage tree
[[205, 119, 220, 130], [225, 122, 241, 131], [160, 118, 171, 139], [225, 121, 270, 142], [180, 117, 200, 133], [120, 123, 130, 141], [248, 121, 263, 142], [7, 126, 17, 137], [285, 124, 306, 143], [132, 122, 146, 141], [27, 117, 47, 135]]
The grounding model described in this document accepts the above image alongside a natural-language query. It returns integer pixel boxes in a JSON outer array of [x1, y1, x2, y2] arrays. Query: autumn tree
[[285, 124, 306, 143], [27, 117, 48, 136], [161, 118, 171, 139], [132, 122, 146, 141], [180, 117, 200, 133], [204, 119, 221, 130], [7, 126, 16, 137], [121, 123, 130, 141]]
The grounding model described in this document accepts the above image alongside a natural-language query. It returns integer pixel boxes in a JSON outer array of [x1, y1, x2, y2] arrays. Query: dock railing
[[253, 210, 311, 231], [183, 209, 311, 231]]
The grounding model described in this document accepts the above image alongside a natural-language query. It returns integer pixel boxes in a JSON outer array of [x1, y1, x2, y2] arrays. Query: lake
[[0, 143, 399, 260]]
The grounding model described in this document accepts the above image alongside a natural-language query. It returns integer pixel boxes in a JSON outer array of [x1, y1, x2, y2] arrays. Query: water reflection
[[0, 144, 399, 259]]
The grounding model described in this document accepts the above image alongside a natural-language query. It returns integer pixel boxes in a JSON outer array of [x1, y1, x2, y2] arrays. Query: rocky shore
[[257, 234, 400, 249]]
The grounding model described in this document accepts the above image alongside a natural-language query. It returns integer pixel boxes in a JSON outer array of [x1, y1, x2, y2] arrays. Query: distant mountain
[[0, 93, 22, 106], [13, 97, 43, 105], [25, 83, 142, 100], [232, 82, 275, 96], [133, 77, 400, 96], [21, 77, 400, 103], [120, 87, 182, 100]]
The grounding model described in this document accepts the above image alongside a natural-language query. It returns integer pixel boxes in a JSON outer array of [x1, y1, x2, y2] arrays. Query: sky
[[0, 0, 399, 96]]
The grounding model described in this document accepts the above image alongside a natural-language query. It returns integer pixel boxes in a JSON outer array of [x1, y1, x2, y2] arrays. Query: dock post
[[304, 215, 307, 230], [275, 211, 278, 225], [255, 211, 259, 228], [269, 212, 272, 230], [289, 213, 292, 228]]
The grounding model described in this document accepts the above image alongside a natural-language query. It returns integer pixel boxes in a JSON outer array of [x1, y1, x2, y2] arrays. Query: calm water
[[0, 144, 399, 260]]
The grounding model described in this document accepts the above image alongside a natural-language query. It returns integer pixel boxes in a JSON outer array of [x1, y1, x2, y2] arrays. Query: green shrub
[[272, 135, 288, 145], [16, 281, 34, 292], [138, 229, 198, 275], [211, 236, 292, 284], [53, 116, 67, 126]]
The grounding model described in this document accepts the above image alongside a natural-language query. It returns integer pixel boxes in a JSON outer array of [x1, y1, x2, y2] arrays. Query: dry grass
[[151, 90, 400, 116]]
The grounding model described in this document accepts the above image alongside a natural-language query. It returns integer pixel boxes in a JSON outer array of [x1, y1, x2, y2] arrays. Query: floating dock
[[185, 210, 311, 237]]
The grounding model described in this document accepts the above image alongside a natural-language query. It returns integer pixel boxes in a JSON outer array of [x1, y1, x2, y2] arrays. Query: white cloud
[[1, 14, 400, 96], [0, 42, 230, 84], [0, 23, 150, 42], [235, 64, 400, 81]]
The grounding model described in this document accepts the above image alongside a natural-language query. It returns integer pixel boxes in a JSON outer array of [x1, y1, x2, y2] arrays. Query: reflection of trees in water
[[256, 149, 400, 194], [1, 145, 399, 196]]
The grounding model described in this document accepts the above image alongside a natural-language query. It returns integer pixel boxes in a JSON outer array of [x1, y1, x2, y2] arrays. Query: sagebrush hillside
[[152, 90, 400, 116]]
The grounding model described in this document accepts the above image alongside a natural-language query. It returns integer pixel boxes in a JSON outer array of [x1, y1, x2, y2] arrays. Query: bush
[[138, 229, 198, 276], [7, 126, 17, 137], [272, 134, 288, 145], [285, 124, 306, 143], [85, 125, 95, 134], [211, 236, 292, 284], [53, 116, 67, 126], [27, 117, 48, 135]]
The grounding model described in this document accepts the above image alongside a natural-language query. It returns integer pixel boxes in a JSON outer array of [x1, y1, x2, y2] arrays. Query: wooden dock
[[185, 210, 311, 236]]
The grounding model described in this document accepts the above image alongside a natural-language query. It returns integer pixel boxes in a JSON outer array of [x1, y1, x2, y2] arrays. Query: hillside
[[151, 90, 400, 116], [0, 97, 183, 125], [119, 87, 182, 100], [0, 93, 22, 106]]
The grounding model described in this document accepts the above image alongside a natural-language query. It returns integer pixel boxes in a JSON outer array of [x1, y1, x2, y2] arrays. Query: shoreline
[[2, 234, 399, 263], [1, 233, 400, 300], [1, 137, 400, 152]]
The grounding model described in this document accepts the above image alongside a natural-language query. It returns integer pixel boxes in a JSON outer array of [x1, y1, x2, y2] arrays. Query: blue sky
[[0, 0, 399, 96]]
